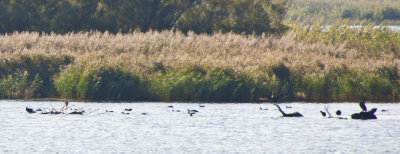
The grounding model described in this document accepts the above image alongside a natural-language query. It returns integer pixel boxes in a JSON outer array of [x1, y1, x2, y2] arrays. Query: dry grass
[[1, 30, 399, 76]]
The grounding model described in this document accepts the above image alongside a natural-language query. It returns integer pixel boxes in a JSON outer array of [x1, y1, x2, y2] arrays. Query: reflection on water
[[0, 100, 399, 153]]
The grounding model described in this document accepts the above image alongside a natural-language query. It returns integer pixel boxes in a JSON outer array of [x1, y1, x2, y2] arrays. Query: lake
[[0, 100, 399, 153]]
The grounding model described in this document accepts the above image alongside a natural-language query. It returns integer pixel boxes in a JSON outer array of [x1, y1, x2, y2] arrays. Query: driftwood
[[351, 102, 377, 120], [273, 104, 303, 117], [351, 108, 377, 120], [321, 106, 347, 119]]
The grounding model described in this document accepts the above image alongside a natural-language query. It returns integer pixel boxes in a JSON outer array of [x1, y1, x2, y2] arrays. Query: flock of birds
[[25, 101, 205, 117], [23, 93, 386, 120]]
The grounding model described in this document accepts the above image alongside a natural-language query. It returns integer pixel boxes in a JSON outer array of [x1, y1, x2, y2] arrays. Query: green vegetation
[[286, 0, 400, 24], [0, 55, 73, 98], [55, 63, 150, 101], [0, 0, 286, 35]]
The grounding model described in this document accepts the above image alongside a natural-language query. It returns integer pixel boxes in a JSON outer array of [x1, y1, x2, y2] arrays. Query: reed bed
[[0, 23, 399, 102]]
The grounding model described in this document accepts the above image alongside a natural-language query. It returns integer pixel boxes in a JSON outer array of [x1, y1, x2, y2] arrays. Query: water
[[0, 100, 399, 153]]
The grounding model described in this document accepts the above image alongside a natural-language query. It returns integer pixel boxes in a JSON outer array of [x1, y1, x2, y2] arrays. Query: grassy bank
[[286, 0, 400, 24], [0, 23, 399, 102]]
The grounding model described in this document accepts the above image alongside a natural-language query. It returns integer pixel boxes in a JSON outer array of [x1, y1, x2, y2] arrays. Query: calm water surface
[[0, 100, 399, 153]]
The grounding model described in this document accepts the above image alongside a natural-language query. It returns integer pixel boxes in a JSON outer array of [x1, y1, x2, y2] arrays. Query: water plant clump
[[54, 63, 151, 101]]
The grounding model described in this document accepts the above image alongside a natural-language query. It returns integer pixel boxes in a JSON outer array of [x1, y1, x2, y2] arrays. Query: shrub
[[55, 63, 150, 101], [0, 71, 42, 99]]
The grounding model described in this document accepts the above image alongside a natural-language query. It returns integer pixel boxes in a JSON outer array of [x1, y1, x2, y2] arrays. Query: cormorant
[[125, 108, 132, 111], [187, 109, 198, 116], [320, 111, 326, 117], [336, 110, 342, 116]]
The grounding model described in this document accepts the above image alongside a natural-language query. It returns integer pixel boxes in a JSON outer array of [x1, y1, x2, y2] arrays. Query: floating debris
[[351, 102, 377, 120]]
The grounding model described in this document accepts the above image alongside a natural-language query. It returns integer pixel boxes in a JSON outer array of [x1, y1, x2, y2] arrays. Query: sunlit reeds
[[0, 22, 399, 101]]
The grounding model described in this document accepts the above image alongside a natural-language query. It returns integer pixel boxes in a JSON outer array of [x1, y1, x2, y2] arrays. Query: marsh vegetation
[[1, 20, 399, 102], [0, 0, 399, 102]]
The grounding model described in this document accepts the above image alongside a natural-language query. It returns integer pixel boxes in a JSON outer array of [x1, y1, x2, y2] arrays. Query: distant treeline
[[0, 0, 287, 35], [286, 0, 400, 24]]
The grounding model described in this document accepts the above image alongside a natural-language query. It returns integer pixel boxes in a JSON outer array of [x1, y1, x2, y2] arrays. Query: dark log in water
[[274, 104, 303, 117], [26, 107, 36, 113], [351, 107, 377, 120]]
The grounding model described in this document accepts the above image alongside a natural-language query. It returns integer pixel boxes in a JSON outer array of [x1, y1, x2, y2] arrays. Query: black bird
[[260, 107, 268, 110], [199, 105, 205, 108], [382, 109, 388, 112], [168, 105, 174, 108], [359, 101, 367, 112], [26, 107, 36, 113], [336, 110, 342, 116], [320, 111, 326, 117], [187, 109, 198, 116], [258, 93, 288, 103], [125, 108, 132, 111], [188, 109, 199, 113]]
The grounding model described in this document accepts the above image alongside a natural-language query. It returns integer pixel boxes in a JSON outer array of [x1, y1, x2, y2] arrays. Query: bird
[[168, 105, 174, 108], [187, 109, 198, 116], [26, 107, 36, 113], [260, 107, 268, 110], [320, 111, 326, 117], [382, 109, 388, 112], [258, 92, 288, 103], [336, 110, 342, 116], [286, 106, 292, 108], [199, 105, 205, 108], [172, 109, 181, 112], [359, 101, 367, 112], [125, 108, 132, 111], [187, 109, 198, 113], [63, 101, 69, 111]]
